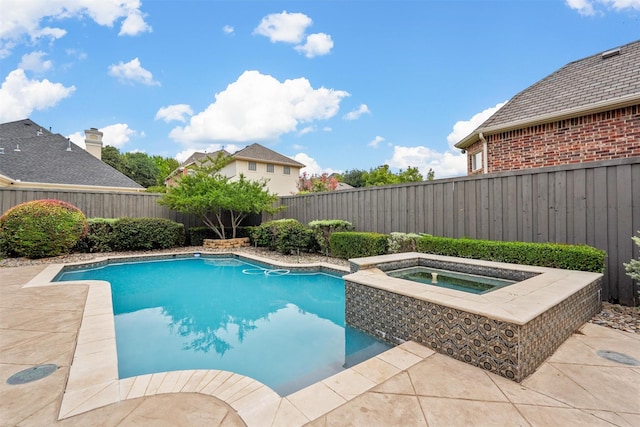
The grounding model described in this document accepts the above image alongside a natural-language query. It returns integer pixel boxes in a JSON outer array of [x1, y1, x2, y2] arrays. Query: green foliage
[[329, 232, 389, 259], [0, 199, 88, 258], [110, 218, 184, 251], [250, 219, 317, 254], [339, 169, 367, 188], [76, 217, 184, 252], [308, 219, 354, 255], [623, 231, 640, 281], [74, 218, 118, 253], [153, 155, 180, 186], [388, 232, 427, 254], [187, 226, 217, 246], [337, 165, 424, 188], [396, 166, 424, 183], [415, 235, 606, 273], [145, 185, 167, 193], [159, 156, 282, 239], [426, 168, 435, 181], [101, 145, 124, 171], [101, 145, 178, 188], [121, 152, 159, 188]]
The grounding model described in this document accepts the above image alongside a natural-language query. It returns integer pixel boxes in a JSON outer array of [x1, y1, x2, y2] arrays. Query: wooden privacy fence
[[0, 189, 203, 229], [271, 158, 640, 306]]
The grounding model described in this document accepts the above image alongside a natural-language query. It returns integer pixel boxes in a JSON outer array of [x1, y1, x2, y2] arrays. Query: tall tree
[[153, 155, 180, 186], [339, 169, 367, 188], [122, 152, 159, 188]]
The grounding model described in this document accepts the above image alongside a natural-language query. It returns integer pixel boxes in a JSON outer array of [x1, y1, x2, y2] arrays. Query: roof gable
[[456, 40, 640, 148], [180, 149, 231, 166], [0, 119, 143, 189], [231, 143, 305, 168]]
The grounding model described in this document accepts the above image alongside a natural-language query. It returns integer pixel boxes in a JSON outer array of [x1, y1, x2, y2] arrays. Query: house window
[[283, 166, 291, 175], [248, 161, 257, 171], [267, 163, 275, 173], [471, 151, 483, 171]]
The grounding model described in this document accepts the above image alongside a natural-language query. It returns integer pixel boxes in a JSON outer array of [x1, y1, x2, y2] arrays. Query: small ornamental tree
[[624, 231, 640, 282], [0, 199, 88, 258], [297, 172, 338, 193], [159, 153, 283, 239]]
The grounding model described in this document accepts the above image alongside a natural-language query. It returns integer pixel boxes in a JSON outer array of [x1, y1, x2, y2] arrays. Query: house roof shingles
[[0, 119, 143, 189], [456, 40, 640, 148], [231, 143, 305, 168]]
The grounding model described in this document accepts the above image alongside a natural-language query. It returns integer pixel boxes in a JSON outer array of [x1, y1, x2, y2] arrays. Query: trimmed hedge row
[[329, 232, 389, 259], [76, 217, 184, 252], [415, 235, 606, 273], [249, 219, 317, 254]]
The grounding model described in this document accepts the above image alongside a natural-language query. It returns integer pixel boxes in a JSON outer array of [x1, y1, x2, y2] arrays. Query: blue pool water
[[55, 256, 391, 395]]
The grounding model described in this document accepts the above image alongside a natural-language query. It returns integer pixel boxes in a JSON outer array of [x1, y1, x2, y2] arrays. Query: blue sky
[[1, 1, 638, 179]]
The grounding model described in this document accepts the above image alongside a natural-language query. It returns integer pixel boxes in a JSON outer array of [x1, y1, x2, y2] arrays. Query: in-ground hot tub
[[344, 252, 603, 382]]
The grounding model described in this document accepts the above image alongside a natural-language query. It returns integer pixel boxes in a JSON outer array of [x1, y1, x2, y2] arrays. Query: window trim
[[471, 151, 483, 172], [248, 161, 257, 171], [283, 166, 291, 175], [266, 163, 275, 173]]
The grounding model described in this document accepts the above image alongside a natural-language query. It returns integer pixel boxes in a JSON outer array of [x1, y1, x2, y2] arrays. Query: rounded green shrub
[[0, 199, 88, 258]]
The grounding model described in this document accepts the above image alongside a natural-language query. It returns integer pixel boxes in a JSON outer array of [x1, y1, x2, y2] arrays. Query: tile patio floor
[[1, 264, 639, 426]]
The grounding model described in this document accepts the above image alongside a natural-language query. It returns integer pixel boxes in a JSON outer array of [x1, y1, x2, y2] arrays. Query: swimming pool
[[55, 256, 391, 395]]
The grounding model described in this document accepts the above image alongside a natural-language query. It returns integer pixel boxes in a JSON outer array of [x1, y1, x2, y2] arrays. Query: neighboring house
[[0, 119, 144, 192], [167, 143, 305, 196], [456, 40, 640, 175]]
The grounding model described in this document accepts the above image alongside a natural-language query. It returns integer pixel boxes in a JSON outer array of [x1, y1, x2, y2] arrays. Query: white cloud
[[67, 131, 85, 149], [566, 0, 640, 15], [293, 152, 339, 176], [223, 25, 234, 35], [446, 101, 506, 149], [254, 11, 312, 43], [295, 33, 333, 58], [169, 70, 349, 145], [99, 123, 137, 148], [68, 124, 139, 150], [343, 104, 370, 121], [0, 68, 75, 122], [386, 146, 467, 179], [119, 9, 152, 36], [19, 51, 52, 72], [254, 11, 333, 58], [0, 0, 152, 57], [108, 57, 160, 86], [368, 136, 385, 148], [155, 104, 193, 123], [298, 126, 315, 136]]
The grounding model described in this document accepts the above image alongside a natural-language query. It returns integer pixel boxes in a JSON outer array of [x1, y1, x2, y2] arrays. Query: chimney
[[84, 128, 103, 160]]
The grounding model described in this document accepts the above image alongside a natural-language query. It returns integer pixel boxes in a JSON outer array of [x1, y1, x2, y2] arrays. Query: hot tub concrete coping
[[345, 252, 603, 325]]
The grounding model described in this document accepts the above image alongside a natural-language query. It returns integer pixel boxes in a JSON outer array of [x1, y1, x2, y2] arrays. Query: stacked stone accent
[[203, 238, 250, 249]]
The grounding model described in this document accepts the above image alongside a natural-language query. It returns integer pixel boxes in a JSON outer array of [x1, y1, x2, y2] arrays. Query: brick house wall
[[467, 104, 640, 174]]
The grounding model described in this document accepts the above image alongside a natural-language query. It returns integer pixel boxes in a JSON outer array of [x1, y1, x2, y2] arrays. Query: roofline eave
[[0, 176, 145, 193], [454, 93, 640, 150]]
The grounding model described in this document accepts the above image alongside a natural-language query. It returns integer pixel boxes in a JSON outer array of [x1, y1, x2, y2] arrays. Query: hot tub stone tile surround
[[345, 252, 602, 382]]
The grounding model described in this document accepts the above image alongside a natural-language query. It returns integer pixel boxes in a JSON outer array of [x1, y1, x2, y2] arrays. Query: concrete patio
[[1, 263, 639, 426]]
